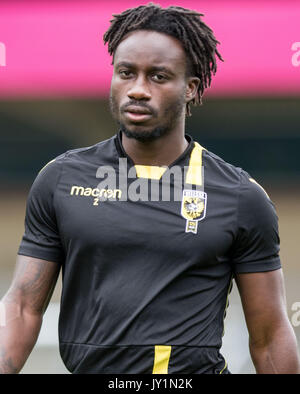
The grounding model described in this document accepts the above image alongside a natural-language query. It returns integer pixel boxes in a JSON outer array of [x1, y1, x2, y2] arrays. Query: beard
[[119, 124, 169, 142], [109, 92, 185, 143]]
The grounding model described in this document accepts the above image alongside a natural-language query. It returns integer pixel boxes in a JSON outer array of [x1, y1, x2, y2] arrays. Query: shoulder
[[29, 136, 117, 197], [237, 170, 277, 224], [38, 135, 117, 176], [200, 146, 275, 218], [202, 147, 270, 197], [202, 147, 244, 189]]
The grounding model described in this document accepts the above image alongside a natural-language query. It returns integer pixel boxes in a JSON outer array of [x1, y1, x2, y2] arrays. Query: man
[[0, 3, 299, 374]]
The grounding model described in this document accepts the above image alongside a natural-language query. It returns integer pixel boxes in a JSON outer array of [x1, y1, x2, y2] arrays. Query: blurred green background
[[1, 97, 300, 185]]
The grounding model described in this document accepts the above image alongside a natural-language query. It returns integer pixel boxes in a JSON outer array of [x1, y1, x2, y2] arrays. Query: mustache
[[120, 101, 157, 116]]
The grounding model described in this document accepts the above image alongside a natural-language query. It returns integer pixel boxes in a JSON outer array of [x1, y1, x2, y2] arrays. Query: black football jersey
[[18, 132, 281, 374]]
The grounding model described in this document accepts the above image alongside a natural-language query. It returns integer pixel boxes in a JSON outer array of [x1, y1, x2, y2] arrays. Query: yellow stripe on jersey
[[185, 142, 205, 186], [152, 345, 172, 374], [135, 165, 167, 180], [219, 360, 228, 374], [249, 177, 270, 199], [222, 276, 233, 337], [38, 159, 56, 174]]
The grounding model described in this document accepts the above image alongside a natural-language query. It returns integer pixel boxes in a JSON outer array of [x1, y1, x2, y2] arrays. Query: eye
[[152, 74, 167, 82], [119, 70, 133, 78]]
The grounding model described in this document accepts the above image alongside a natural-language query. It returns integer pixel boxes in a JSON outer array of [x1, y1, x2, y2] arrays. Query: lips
[[124, 105, 153, 122], [124, 105, 152, 115]]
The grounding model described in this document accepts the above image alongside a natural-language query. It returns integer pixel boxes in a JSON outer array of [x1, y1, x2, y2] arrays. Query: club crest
[[181, 190, 207, 234]]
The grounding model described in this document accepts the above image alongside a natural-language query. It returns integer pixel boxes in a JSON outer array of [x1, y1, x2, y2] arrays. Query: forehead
[[113, 30, 187, 70]]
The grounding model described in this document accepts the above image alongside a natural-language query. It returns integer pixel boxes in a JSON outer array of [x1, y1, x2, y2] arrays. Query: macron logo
[[0, 42, 6, 67]]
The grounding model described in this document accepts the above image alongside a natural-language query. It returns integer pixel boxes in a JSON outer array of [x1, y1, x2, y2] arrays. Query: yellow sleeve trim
[[219, 360, 228, 374], [38, 159, 56, 174], [152, 345, 172, 374], [249, 177, 270, 199]]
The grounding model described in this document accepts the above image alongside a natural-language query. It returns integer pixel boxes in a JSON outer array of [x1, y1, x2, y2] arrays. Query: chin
[[120, 124, 170, 142]]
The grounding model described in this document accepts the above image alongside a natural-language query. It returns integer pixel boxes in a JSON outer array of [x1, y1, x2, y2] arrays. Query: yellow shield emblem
[[181, 190, 207, 233], [181, 190, 207, 221]]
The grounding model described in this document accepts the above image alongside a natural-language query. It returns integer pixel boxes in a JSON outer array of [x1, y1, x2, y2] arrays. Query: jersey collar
[[114, 130, 195, 169]]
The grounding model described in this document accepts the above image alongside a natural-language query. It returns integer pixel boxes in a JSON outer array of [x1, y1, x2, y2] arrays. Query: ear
[[185, 77, 200, 103]]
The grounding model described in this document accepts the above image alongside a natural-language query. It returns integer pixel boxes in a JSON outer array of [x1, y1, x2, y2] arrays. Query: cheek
[[158, 86, 186, 114], [110, 84, 123, 113], [111, 74, 126, 97], [110, 79, 119, 98]]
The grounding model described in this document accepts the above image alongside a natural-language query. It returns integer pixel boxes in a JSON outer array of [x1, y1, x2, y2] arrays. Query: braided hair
[[103, 2, 223, 116]]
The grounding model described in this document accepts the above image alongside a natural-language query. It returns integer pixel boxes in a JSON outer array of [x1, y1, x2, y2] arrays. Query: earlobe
[[185, 77, 200, 102], [185, 89, 194, 102]]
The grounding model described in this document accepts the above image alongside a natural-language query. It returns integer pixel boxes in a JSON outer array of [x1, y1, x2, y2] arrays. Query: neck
[[121, 127, 188, 167]]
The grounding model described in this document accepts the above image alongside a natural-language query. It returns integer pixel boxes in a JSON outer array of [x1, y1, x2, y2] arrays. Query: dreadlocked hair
[[103, 2, 223, 116]]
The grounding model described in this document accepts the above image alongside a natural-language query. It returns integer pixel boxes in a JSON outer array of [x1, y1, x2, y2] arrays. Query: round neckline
[[115, 130, 195, 169]]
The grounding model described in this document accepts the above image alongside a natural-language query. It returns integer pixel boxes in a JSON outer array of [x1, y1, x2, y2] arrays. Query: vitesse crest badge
[[181, 190, 207, 234]]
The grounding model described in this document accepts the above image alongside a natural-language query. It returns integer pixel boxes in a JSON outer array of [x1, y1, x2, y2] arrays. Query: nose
[[127, 76, 151, 101]]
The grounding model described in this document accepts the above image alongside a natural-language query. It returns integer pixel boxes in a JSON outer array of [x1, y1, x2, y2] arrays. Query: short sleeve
[[231, 171, 281, 274], [18, 157, 65, 264]]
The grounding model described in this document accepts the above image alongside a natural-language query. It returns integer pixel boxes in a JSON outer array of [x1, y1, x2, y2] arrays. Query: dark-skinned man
[[0, 3, 299, 374]]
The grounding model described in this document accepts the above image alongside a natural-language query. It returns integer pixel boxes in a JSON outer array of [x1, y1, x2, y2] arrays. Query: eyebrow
[[114, 61, 133, 69], [115, 61, 176, 76]]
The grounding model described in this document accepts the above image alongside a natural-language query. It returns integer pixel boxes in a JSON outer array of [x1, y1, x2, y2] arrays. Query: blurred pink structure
[[0, 0, 299, 98]]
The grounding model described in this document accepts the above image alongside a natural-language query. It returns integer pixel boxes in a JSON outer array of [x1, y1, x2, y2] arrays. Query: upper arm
[[231, 173, 281, 274], [3, 255, 60, 316], [18, 156, 65, 264], [235, 269, 291, 345], [7, 157, 65, 315], [231, 173, 288, 343]]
